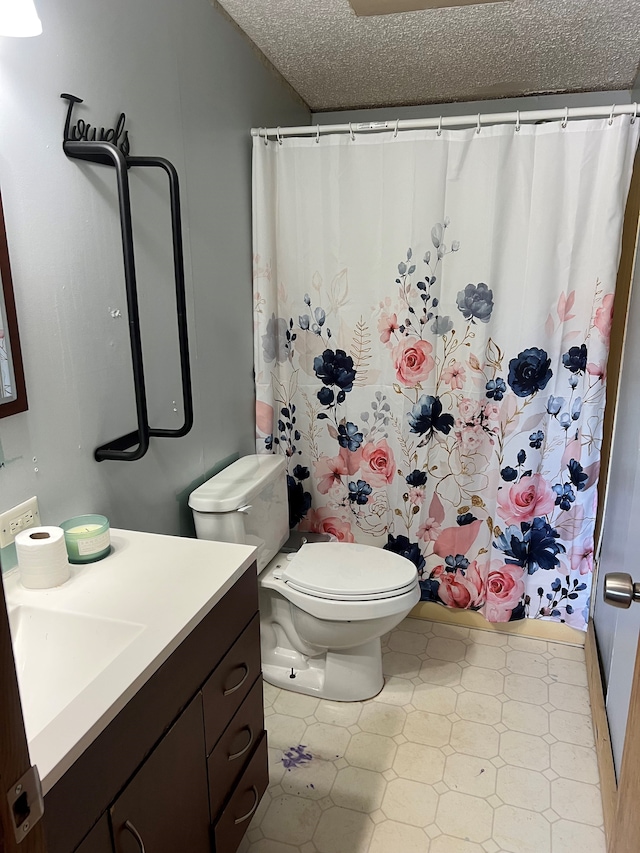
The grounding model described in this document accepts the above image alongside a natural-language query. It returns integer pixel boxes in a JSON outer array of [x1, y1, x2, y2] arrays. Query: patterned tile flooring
[[239, 617, 605, 853]]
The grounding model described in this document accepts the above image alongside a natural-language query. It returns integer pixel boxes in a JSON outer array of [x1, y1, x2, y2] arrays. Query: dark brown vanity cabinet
[[203, 614, 269, 853], [110, 696, 211, 853], [44, 565, 267, 853], [212, 733, 268, 853], [74, 817, 112, 853], [207, 676, 266, 817]]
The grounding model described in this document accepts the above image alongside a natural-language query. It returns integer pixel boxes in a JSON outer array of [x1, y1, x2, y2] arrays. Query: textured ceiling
[[214, 0, 640, 111]]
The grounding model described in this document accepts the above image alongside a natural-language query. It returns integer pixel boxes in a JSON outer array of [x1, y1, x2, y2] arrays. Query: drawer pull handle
[[124, 820, 146, 852], [233, 786, 259, 825], [228, 726, 254, 762], [223, 663, 249, 696]]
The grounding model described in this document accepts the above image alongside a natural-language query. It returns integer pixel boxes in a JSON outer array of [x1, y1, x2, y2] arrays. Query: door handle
[[123, 820, 146, 852], [603, 572, 640, 609], [228, 725, 254, 762], [223, 663, 249, 696], [233, 786, 259, 825]]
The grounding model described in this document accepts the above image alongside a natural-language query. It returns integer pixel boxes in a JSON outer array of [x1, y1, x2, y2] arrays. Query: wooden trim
[[410, 601, 586, 645], [608, 627, 640, 853], [594, 149, 640, 555], [585, 622, 617, 848], [0, 567, 46, 852]]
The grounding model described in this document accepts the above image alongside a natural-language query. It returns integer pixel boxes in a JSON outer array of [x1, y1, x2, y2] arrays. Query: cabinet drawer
[[203, 613, 261, 753], [212, 732, 268, 853], [208, 676, 265, 817]]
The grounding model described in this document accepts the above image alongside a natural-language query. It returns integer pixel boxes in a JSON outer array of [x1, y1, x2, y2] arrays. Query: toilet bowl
[[188, 454, 420, 701], [259, 543, 420, 700]]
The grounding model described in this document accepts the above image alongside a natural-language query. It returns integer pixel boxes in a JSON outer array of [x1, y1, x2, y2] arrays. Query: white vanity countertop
[[3, 529, 256, 795]]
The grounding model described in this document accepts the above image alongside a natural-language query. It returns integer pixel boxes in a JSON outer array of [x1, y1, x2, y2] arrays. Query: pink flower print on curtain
[[497, 474, 556, 526], [393, 337, 435, 386], [484, 562, 527, 622]]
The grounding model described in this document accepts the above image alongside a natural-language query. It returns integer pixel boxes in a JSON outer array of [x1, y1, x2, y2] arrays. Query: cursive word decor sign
[[60, 93, 130, 155]]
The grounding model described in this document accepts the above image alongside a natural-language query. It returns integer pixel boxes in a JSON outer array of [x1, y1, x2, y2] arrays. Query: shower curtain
[[252, 117, 639, 630]]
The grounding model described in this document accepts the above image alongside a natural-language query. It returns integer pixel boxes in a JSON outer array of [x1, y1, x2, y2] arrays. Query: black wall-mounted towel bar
[[61, 94, 193, 462]]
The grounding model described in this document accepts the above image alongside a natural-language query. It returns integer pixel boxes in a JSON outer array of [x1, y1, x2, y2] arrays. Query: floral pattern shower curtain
[[253, 118, 639, 630]]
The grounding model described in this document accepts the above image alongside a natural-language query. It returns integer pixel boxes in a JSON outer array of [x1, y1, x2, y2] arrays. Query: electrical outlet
[[0, 497, 40, 549]]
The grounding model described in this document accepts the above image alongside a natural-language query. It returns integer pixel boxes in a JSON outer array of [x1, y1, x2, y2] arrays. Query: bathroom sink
[[8, 605, 145, 741], [2, 529, 256, 794]]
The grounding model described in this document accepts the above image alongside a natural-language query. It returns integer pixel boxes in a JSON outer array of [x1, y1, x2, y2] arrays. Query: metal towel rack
[[61, 94, 193, 461]]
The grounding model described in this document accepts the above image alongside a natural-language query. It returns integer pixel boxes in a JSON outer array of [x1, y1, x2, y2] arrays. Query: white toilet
[[188, 454, 420, 701]]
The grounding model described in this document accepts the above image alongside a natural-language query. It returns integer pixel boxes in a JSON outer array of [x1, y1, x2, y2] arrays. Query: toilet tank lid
[[188, 455, 286, 512], [282, 542, 418, 596]]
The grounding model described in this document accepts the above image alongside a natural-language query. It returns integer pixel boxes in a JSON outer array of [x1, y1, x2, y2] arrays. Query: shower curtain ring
[[515, 110, 521, 132], [562, 107, 569, 128], [632, 103, 638, 125], [276, 127, 283, 145], [437, 116, 443, 137], [476, 114, 482, 134], [609, 105, 616, 126], [349, 122, 355, 141], [394, 118, 399, 139], [316, 125, 321, 143]]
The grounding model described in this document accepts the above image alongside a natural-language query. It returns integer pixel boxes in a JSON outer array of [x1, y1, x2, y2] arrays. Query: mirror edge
[[0, 187, 28, 419]]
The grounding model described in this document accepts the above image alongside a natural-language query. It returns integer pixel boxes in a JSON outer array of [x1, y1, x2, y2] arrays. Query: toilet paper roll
[[15, 526, 71, 589]]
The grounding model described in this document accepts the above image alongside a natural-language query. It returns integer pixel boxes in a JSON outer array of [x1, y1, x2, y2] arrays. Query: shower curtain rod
[[251, 102, 639, 139]]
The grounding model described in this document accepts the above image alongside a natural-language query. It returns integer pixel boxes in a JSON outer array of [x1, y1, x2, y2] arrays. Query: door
[[0, 576, 47, 853], [109, 694, 210, 853], [593, 186, 640, 778], [592, 149, 640, 853], [599, 576, 640, 853]]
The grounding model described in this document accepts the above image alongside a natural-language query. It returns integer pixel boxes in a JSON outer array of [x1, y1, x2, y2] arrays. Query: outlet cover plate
[[0, 497, 40, 549]]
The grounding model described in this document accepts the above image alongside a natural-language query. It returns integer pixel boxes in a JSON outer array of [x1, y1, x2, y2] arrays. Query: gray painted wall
[[0, 0, 308, 563], [314, 90, 634, 125]]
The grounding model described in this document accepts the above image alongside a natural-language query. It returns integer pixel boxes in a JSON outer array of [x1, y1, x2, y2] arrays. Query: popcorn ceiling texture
[[215, 0, 640, 110]]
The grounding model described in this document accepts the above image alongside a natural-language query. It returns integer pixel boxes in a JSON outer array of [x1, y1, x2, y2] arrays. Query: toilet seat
[[261, 561, 420, 621], [283, 581, 418, 601], [273, 542, 419, 610]]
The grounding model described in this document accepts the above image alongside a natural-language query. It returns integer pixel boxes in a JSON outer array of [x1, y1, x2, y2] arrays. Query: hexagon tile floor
[[238, 617, 606, 853]]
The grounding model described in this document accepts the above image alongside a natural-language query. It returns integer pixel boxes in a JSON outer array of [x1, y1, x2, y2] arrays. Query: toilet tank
[[188, 455, 289, 572]]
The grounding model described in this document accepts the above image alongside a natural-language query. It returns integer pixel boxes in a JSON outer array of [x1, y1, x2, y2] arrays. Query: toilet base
[[261, 637, 384, 702]]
